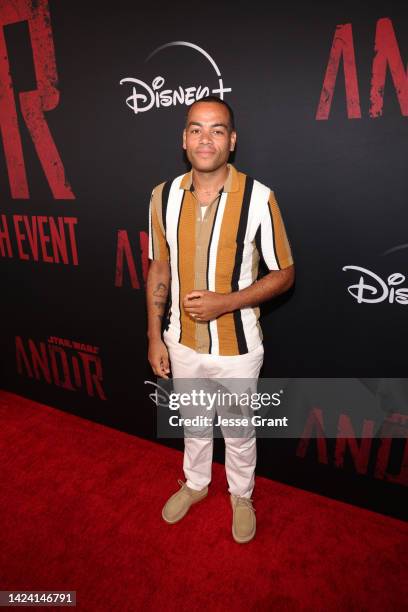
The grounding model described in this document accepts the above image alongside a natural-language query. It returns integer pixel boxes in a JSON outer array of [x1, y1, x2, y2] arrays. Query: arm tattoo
[[153, 282, 167, 298], [152, 283, 168, 323], [154, 300, 167, 323]]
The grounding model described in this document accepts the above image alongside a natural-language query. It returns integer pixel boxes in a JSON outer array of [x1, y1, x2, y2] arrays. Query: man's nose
[[199, 130, 212, 144]]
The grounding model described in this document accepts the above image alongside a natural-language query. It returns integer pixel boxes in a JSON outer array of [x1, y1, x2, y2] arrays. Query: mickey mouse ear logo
[[382, 243, 408, 256], [145, 41, 231, 100]]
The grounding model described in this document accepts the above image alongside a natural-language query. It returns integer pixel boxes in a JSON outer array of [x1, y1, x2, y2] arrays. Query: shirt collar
[[180, 163, 239, 193]]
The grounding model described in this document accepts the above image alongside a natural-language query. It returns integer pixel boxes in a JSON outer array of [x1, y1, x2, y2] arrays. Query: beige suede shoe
[[230, 494, 256, 543], [162, 479, 208, 524]]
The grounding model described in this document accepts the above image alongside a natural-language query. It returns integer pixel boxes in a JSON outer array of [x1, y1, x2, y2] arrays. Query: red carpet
[[0, 390, 407, 611]]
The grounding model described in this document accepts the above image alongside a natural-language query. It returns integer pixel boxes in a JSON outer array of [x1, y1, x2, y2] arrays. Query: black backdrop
[[0, 0, 407, 519]]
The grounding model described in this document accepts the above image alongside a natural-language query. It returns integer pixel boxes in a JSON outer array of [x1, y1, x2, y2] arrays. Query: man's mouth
[[196, 149, 216, 157]]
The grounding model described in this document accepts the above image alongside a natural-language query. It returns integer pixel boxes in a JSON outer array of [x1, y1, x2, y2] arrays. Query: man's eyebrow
[[187, 121, 229, 128]]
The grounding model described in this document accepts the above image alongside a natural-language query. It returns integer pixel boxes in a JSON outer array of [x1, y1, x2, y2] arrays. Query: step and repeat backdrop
[[0, 0, 407, 519]]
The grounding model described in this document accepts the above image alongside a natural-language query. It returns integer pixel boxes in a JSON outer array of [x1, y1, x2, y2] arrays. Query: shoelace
[[235, 496, 256, 512], [177, 479, 197, 495]]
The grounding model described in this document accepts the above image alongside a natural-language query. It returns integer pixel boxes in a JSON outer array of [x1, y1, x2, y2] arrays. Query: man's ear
[[182, 129, 187, 150], [230, 130, 237, 151]]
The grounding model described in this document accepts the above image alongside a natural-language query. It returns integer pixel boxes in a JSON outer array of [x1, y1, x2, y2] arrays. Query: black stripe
[[161, 181, 172, 331], [255, 224, 268, 278], [176, 190, 186, 343], [267, 200, 281, 270], [206, 196, 221, 354], [231, 176, 254, 354], [161, 181, 171, 233], [255, 224, 262, 261], [164, 296, 171, 332]]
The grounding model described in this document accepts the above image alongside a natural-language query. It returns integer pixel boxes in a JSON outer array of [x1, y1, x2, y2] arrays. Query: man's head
[[183, 96, 237, 173]]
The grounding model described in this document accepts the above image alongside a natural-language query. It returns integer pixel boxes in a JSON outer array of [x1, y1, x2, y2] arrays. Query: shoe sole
[[232, 525, 256, 544], [231, 496, 256, 543], [162, 490, 208, 524]]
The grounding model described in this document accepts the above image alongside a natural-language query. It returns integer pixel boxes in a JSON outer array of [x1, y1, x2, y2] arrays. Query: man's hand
[[182, 266, 295, 322], [183, 290, 228, 322], [148, 338, 171, 379]]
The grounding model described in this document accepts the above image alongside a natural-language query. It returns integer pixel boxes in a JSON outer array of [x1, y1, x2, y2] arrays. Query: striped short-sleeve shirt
[[148, 163, 293, 356]]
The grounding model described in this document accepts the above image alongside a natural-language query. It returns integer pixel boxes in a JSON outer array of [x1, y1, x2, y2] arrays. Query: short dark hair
[[186, 96, 235, 131]]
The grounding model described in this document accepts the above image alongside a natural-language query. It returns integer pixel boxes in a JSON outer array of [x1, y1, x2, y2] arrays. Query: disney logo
[[343, 265, 408, 304], [120, 76, 229, 114]]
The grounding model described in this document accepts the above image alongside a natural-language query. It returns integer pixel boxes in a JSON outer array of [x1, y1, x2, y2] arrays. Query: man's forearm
[[146, 261, 170, 340], [226, 265, 295, 312]]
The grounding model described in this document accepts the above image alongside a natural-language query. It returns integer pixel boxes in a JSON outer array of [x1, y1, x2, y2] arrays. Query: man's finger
[[154, 364, 169, 379], [151, 359, 167, 379], [184, 305, 200, 313], [184, 291, 204, 301], [161, 354, 170, 373]]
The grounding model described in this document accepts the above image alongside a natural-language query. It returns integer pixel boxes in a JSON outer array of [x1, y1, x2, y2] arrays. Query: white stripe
[[246, 180, 269, 241], [249, 181, 280, 271], [207, 192, 228, 355], [238, 243, 259, 351], [165, 175, 185, 339], [238, 180, 270, 351]]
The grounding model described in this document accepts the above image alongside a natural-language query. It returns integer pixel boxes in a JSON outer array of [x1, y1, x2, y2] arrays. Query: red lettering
[[334, 415, 375, 474], [15, 336, 106, 399], [115, 230, 141, 288], [370, 17, 408, 118], [316, 23, 361, 120], [375, 414, 408, 485], [140, 230, 149, 284], [10, 215, 78, 263], [0, 0, 74, 198], [296, 407, 329, 464], [0, 214, 13, 257]]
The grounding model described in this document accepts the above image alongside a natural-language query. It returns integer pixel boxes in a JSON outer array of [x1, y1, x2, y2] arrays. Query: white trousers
[[163, 330, 264, 498]]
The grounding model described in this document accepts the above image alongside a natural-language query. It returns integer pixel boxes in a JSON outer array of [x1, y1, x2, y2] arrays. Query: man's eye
[[191, 129, 200, 134], [213, 130, 224, 135]]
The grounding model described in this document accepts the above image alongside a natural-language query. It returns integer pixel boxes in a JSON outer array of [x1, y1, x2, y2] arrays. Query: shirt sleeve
[[256, 191, 294, 270], [148, 184, 169, 262]]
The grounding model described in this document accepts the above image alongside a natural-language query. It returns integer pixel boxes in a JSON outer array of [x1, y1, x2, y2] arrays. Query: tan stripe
[[151, 182, 168, 260], [194, 195, 220, 353], [180, 171, 192, 190], [269, 192, 293, 268], [178, 191, 196, 348]]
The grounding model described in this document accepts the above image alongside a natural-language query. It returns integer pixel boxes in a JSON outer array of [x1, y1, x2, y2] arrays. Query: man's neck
[[192, 164, 229, 193]]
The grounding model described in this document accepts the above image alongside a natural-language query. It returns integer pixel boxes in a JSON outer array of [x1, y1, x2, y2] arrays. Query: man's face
[[183, 102, 236, 173]]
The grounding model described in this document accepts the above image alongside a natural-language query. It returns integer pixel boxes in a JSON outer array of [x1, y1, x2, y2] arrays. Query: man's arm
[[146, 260, 171, 378], [228, 265, 294, 310], [183, 265, 295, 321]]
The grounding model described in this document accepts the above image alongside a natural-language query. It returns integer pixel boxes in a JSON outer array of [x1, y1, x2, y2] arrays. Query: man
[[146, 96, 294, 543]]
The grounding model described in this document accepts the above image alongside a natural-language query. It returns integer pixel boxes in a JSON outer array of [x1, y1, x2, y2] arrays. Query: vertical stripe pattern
[[148, 165, 293, 355]]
